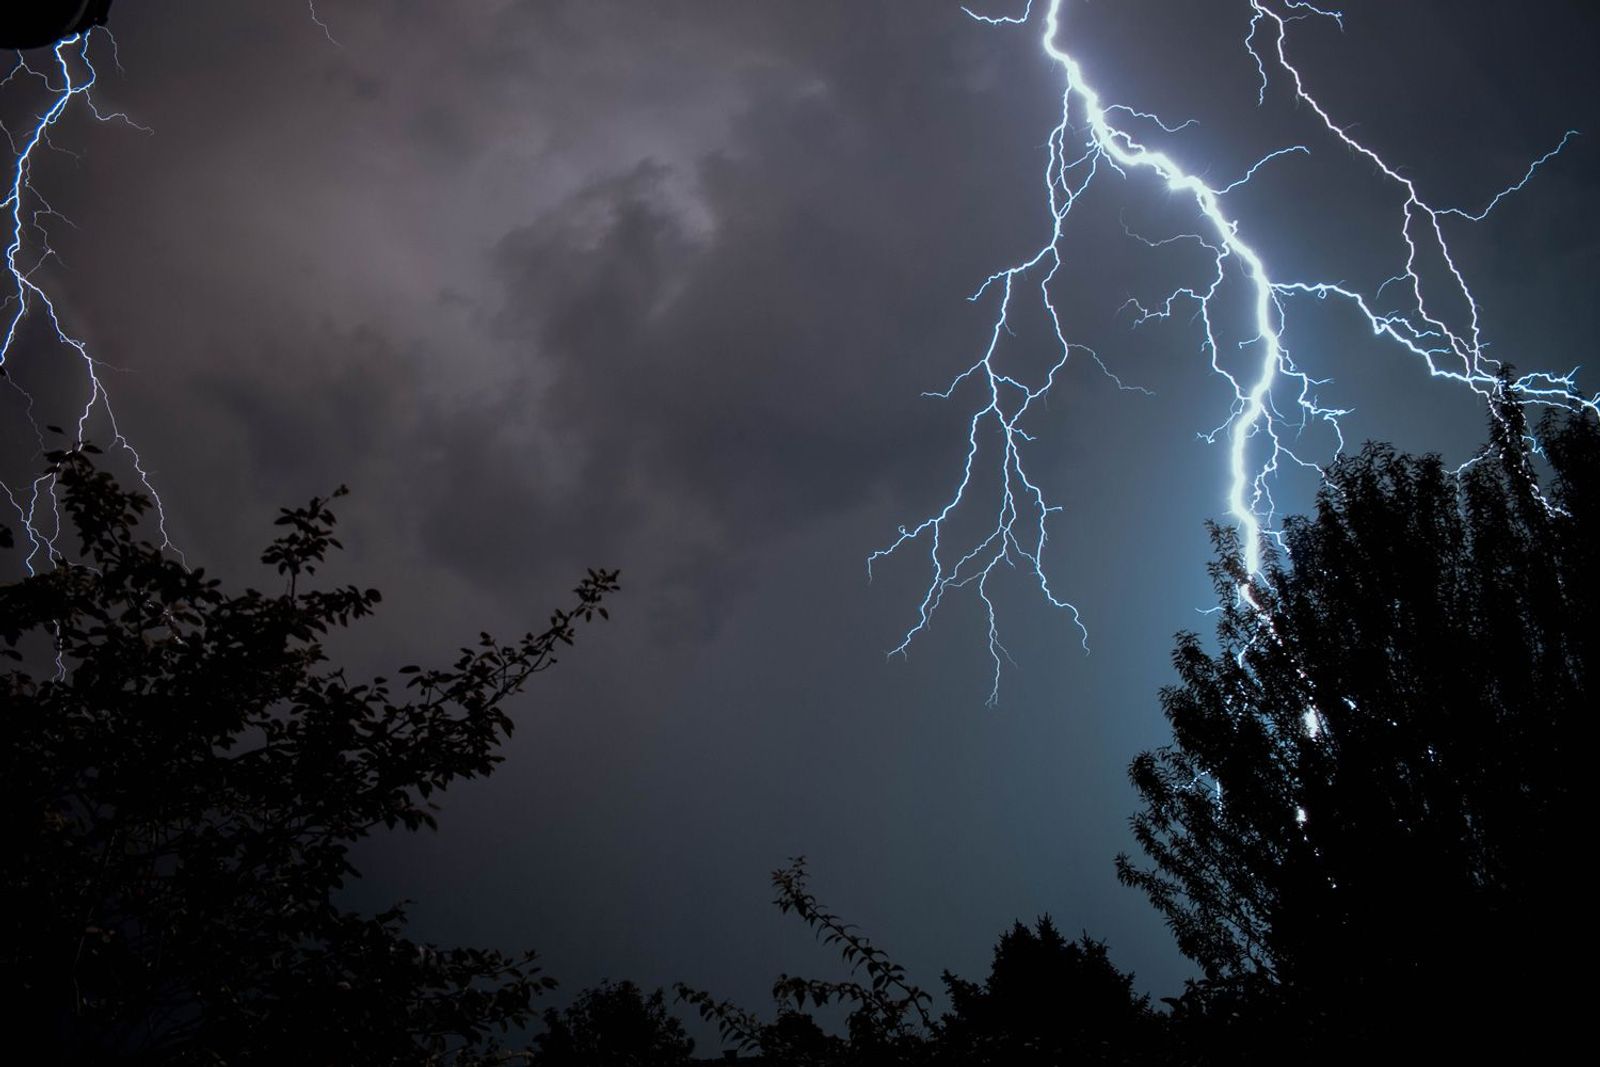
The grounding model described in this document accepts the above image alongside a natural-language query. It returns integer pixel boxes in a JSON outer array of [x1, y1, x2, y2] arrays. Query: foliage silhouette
[[1, 444, 619, 1064], [676, 858, 934, 1065], [938, 918, 1157, 1065], [676, 863, 1156, 1066], [1117, 402, 1597, 1061], [531, 980, 694, 1066]]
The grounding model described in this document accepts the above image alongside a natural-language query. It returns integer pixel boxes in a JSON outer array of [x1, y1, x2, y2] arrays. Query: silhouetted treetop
[[939, 918, 1157, 1065], [1117, 403, 1597, 1061], [1, 444, 619, 1064], [532, 980, 694, 1066]]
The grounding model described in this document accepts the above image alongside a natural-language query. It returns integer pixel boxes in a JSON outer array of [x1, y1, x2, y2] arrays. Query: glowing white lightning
[[3, 10, 340, 576], [874, 0, 1594, 703], [1, 31, 174, 573]]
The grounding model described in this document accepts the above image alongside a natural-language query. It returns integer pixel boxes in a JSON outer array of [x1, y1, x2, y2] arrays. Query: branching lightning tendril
[[3, 11, 340, 578], [874, 0, 1595, 703], [1, 31, 173, 574]]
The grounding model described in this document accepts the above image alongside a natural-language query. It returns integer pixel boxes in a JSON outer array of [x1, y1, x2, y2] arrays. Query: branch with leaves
[[1, 444, 619, 1064]]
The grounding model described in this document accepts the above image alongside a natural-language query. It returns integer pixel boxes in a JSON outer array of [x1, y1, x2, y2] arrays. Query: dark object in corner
[[1, 1, 114, 51]]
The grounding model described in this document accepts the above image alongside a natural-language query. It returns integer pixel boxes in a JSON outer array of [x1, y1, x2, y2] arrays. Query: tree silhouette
[[531, 980, 694, 1066], [938, 918, 1157, 1065], [1, 445, 619, 1064], [677, 863, 1161, 1066], [676, 857, 934, 1065], [1116, 402, 1596, 1061]]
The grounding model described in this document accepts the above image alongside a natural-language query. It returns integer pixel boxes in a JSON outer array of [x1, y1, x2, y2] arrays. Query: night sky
[[4, 0, 1598, 1031]]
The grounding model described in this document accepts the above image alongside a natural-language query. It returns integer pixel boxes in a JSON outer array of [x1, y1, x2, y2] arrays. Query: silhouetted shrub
[[1, 444, 618, 1063]]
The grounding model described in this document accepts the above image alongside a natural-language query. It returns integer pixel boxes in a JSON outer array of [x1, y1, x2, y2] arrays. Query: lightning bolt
[[874, 0, 1594, 703], [1, 30, 175, 574], [307, 2, 342, 48], [1, 9, 342, 580]]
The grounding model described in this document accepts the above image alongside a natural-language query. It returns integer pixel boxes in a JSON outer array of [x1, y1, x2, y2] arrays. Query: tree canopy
[[1117, 403, 1596, 1060], [938, 918, 1157, 1065], [1, 445, 618, 1063], [532, 980, 694, 1066]]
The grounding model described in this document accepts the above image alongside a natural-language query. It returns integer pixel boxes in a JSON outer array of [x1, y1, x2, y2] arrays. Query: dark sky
[[5, 0, 1598, 1035]]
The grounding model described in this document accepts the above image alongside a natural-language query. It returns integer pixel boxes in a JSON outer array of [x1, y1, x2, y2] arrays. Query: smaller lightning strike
[[307, 2, 342, 49], [875, 0, 1595, 703], [1, 31, 174, 574]]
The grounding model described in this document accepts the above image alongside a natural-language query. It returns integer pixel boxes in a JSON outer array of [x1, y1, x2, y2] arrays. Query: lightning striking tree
[[1117, 403, 1597, 1060], [877, 0, 1595, 701]]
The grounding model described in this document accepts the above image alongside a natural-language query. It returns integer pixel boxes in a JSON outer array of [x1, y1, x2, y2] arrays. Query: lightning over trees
[[1117, 403, 1597, 1061], [875, 0, 1595, 701]]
